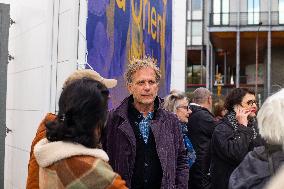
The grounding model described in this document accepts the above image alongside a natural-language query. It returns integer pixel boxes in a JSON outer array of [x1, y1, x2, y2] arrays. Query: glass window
[[248, 0, 260, 24], [192, 0, 203, 20], [192, 21, 202, 45], [254, 0, 260, 12], [187, 22, 191, 46], [192, 0, 202, 10], [214, 0, 221, 13], [222, 0, 229, 12], [279, 0, 284, 24], [248, 0, 254, 12], [192, 22, 202, 36], [213, 0, 229, 25], [213, 0, 221, 25], [187, 65, 206, 84], [222, 0, 229, 25]]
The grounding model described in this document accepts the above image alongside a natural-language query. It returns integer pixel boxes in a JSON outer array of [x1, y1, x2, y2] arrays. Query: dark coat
[[187, 104, 216, 189], [229, 145, 284, 189], [102, 96, 189, 189], [210, 117, 264, 189]]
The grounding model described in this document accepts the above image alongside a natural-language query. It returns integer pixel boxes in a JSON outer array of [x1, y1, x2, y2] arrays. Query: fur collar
[[34, 138, 109, 167]]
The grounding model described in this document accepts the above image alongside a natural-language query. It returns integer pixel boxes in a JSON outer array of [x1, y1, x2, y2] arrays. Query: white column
[[171, 0, 187, 91]]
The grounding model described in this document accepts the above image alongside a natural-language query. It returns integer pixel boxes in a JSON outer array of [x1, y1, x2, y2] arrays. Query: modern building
[[187, 0, 284, 103]]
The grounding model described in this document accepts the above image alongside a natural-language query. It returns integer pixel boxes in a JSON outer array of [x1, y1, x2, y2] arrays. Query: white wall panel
[[7, 24, 49, 74], [54, 61, 77, 112], [3, 0, 77, 188], [5, 110, 43, 151], [171, 0, 186, 92], [8, 0, 49, 39], [6, 68, 44, 111], [77, 0, 87, 67], [4, 146, 30, 189], [57, 10, 74, 63]]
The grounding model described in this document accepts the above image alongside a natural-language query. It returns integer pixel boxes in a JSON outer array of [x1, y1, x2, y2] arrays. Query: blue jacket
[[102, 96, 189, 189], [180, 123, 196, 168]]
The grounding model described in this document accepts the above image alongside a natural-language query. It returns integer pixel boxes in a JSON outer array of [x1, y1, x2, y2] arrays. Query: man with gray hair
[[103, 57, 189, 189], [188, 87, 216, 189]]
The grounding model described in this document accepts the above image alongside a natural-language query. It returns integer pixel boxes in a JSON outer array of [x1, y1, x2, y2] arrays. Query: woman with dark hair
[[210, 88, 264, 189], [33, 78, 127, 189], [229, 89, 284, 189]]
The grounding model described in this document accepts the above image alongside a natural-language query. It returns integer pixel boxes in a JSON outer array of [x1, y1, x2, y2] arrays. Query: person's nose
[[252, 103, 257, 109], [144, 82, 151, 90], [188, 109, 192, 114]]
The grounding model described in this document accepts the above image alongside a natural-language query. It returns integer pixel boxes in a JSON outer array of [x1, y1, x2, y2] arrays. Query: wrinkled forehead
[[132, 67, 157, 81], [176, 98, 188, 106]]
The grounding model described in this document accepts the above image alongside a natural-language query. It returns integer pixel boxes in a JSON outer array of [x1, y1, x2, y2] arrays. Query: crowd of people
[[25, 57, 284, 189]]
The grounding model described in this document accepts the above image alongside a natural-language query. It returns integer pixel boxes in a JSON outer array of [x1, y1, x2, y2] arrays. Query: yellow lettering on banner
[[116, 0, 126, 11], [151, 7, 157, 40], [147, 2, 151, 34], [157, 14, 162, 43], [143, 0, 150, 33], [160, 10, 166, 49], [131, 0, 143, 26], [130, 36, 143, 59], [163, 0, 167, 7]]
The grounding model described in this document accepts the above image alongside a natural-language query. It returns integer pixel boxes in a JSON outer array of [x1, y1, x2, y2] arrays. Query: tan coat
[[34, 138, 127, 189]]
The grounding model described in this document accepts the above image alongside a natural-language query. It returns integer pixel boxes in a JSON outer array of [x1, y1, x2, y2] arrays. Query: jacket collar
[[115, 95, 163, 121], [34, 138, 109, 168], [190, 103, 214, 117]]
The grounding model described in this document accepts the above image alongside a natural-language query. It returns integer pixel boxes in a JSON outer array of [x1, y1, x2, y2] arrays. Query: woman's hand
[[234, 105, 251, 126]]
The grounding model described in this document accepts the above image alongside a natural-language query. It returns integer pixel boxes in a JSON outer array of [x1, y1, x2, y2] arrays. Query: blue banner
[[87, 0, 172, 108]]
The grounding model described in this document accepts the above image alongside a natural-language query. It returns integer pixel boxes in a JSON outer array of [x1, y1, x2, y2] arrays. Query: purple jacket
[[102, 96, 189, 189]]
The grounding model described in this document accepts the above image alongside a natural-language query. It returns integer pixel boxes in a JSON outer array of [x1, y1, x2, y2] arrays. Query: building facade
[[1, 0, 187, 188], [187, 0, 284, 103]]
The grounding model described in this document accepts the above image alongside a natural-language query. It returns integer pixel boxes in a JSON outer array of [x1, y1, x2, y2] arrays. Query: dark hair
[[224, 88, 255, 112], [46, 78, 109, 148]]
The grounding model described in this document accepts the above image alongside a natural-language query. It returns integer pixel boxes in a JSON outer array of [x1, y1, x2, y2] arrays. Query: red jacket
[[26, 113, 56, 189]]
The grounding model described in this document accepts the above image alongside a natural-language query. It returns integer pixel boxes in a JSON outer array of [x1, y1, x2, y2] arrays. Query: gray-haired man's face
[[127, 67, 159, 107]]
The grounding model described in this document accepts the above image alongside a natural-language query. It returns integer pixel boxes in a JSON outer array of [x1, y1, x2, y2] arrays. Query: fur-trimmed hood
[[34, 138, 109, 167]]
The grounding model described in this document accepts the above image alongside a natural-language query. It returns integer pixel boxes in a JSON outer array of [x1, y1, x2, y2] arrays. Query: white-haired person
[[229, 89, 284, 189], [163, 90, 196, 168]]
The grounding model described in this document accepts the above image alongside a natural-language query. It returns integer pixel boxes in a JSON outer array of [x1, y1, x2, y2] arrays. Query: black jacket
[[210, 117, 264, 189], [187, 104, 216, 189], [229, 145, 284, 189]]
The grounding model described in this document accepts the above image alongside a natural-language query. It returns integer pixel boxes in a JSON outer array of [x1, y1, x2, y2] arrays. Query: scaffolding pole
[[236, 31, 240, 88]]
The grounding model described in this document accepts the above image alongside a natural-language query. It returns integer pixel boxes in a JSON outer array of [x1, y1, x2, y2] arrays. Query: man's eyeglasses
[[246, 100, 257, 106], [177, 105, 190, 111]]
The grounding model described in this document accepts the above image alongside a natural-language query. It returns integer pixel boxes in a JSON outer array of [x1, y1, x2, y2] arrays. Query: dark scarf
[[226, 111, 257, 139]]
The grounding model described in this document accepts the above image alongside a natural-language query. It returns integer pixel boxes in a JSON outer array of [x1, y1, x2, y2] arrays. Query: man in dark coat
[[187, 87, 216, 189], [102, 57, 189, 189]]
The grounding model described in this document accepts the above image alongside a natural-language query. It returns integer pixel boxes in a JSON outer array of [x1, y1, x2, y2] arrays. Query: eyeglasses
[[177, 105, 190, 111], [246, 100, 257, 106]]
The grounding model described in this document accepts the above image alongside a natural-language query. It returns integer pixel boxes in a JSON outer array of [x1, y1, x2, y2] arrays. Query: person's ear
[[208, 96, 211, 104], [127, 83, 133, 94]]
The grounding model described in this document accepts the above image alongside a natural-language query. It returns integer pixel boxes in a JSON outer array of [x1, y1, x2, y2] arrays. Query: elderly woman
[[163, 90, 196, 168], [229, 89, 284, 189], [210, 88, 264, 189], [34, 78, 127, 189]]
